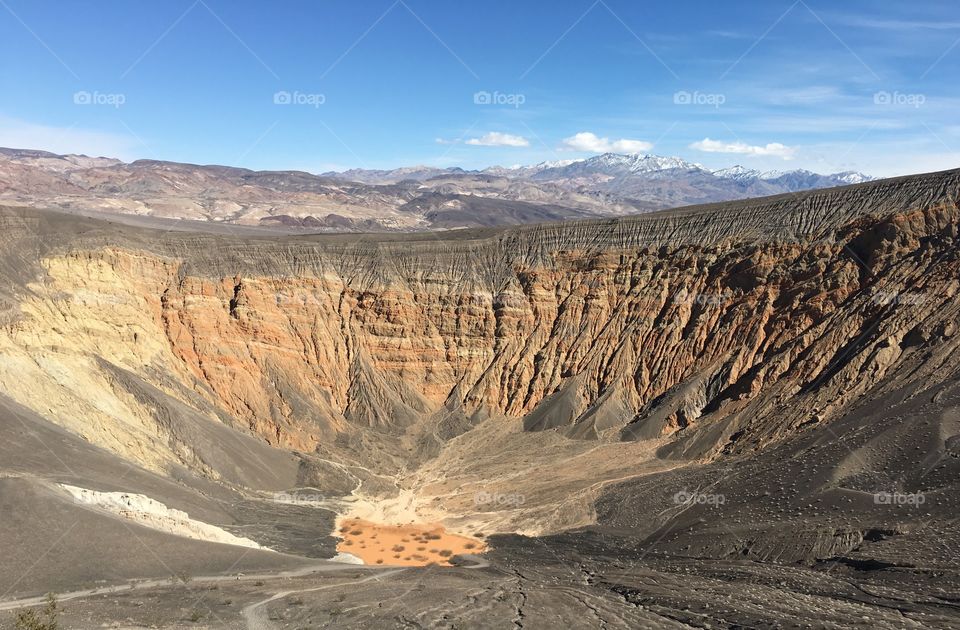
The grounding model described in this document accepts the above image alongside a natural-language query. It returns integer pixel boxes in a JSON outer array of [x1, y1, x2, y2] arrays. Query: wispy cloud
[[464, 132, 530, 147], [762, 85, 843, 105], [0, 116, 141, 159], [561, 131, 652, 153], [690, 137, 796, 159], [706, 30, 755, 40], [831, 16, 960, 31]]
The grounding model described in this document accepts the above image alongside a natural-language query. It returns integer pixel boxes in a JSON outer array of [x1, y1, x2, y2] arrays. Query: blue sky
[[0, 0, 958, 176]]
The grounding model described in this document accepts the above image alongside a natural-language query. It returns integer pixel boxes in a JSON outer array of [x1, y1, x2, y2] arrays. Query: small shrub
[[14, 593, 60, 630]]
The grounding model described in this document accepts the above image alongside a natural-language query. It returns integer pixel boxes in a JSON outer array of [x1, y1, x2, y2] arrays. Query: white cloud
[[464, 132, 530, 147], [690, 138, 796, 160], [0, 116, 141, 159], [561, 132, 653, 153]]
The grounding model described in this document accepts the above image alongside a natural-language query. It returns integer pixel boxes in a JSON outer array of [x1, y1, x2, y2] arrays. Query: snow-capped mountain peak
[[832, 171, 873, 184], [712, 165, 762, 181], [588, 152, 705, 174], [318, 150, 874, 196], [759, 168, 815, 181], [534, 158, 585, 170]]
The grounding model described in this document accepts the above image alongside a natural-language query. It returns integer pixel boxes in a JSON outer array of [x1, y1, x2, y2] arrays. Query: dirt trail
[[241, 555, 490, 629], [241, 567, 408, 630], [0, 563, 344, 612]]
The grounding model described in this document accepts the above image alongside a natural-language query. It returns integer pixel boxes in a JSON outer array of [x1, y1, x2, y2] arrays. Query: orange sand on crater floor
[[336, 518, 487, 566]]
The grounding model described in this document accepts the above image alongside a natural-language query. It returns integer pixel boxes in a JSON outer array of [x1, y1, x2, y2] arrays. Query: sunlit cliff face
[[0, 170, 957, 535]]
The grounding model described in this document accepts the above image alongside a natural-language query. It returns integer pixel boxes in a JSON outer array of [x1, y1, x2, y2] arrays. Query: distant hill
[[0, 147, 870, 231]]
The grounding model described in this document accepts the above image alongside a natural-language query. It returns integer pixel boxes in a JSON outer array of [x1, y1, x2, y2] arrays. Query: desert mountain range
[[0, 147, 871, 231]]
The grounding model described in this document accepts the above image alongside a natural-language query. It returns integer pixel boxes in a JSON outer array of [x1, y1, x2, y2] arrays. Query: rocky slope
[[0, 169, 956, 496]]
